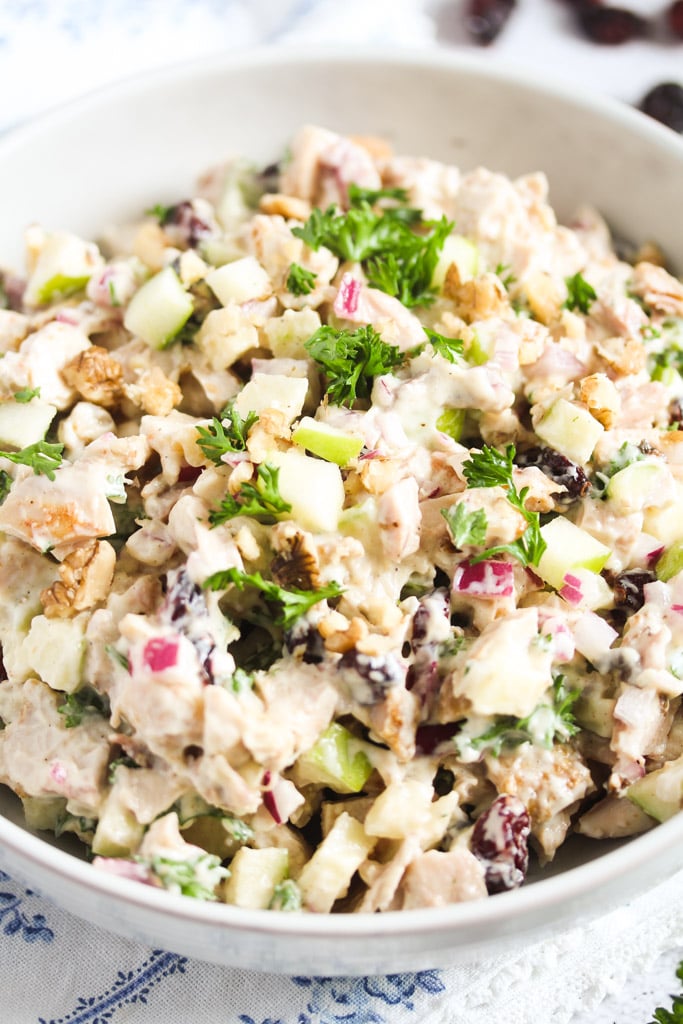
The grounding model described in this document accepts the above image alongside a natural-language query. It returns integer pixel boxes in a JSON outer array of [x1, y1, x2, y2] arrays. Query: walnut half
[[41, 540, 116, 619]]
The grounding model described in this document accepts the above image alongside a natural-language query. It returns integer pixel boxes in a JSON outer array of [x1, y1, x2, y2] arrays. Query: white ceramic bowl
[[1, 49, 683, 976]]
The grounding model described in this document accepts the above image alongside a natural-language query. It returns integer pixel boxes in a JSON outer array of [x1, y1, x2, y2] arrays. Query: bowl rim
[[1, 44, 683, 943]]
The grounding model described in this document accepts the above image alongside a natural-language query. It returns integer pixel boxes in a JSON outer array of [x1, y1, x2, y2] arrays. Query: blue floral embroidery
[[38, 951, 188, 1024], [239, 1017, 285, 1024], [0, 869, 53, 944], [291, 971, 444, 1023]]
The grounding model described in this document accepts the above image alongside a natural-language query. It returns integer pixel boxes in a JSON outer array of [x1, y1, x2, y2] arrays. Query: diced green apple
[[431, 234, 479, 288], [292, 417, 363, 466], [267, 449, 344, 533], [625, 754, 683, 822], [536, 516, 611, 591], [297, 812, 375, 913], [574, 688, 616, 739], [205, 257, 271, 306], [263, 309, 322, 359], [436, 408, 465, 442], [235, 373, 308, 425], [644, 491, 683, 546], [535, 398, 604, 465], [0, 399, 56, 449], [24, 231, 101, 307], [223, 847, 289, 910], [123, 266, 194, 348], [656, 540, 683, 582], [297, 723, 374, 795], [23, 614, 87, 693], [606, 461, 673, 514], [92, 787, 144, 857]]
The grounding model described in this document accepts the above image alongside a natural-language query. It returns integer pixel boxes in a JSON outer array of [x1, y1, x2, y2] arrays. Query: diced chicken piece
[[280, 124, 381, 208], [0, 309, 30, 353], [609, 684, 674, 791], [630, 261, 683, 317], [58, 402, 116, 457], [0, 677, 110, 816], [486, 743, 593, 859], [576, 794, 655, 839], [398, 847, 487, 909], [0, 321, 90, 410], [379, 155, 461, 220], [377, 477, 421, 561], [333, 277, 426, 350]]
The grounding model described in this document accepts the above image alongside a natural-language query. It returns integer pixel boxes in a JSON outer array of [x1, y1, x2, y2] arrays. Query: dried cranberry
[[577, 6, 648, 44], [669, 398, 683, 427], [640, 83, 683, 134], [470, 794, 531, 894], [433, 766, 455, 796], [669, 1, 683, 38], [162, 201, 214, 248], [284, 620, 326, 664], [160, 568, 217, 683], [415, 723, 459, 755], [410, 590, 450, 649], [337, 650, 404, 704], [515, 446, 589, 502], [613, 569, 656, 613], [464, 0, 517, 44]]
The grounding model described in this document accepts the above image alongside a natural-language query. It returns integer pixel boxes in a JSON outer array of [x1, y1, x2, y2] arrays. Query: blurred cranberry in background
[[669, 0, 683, 39], [576, 6, 648, 44], [464, 0, 517, 44], [640, 82, 683, 133]]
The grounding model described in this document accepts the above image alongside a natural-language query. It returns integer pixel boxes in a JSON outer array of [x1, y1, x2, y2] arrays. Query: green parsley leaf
[[649, 960, 683, 1023], [0, 440, 64, 480], [203, 566, 344, 630], [304, 324, 405, 407], [457, 675, 580, 759], [441, 502, 488, 548], [13, 386, 41, 403], [423, 328, 465, 364], [347, 184, 410, 207], [222, 814, 255, 844], [146, 202, 173, 223], [269, 878, 303, 912], [462, 444, 546, 567], [229, 667, 254, 694], [196, 404, 259, 465], [495, 262, 517, 290], [58, 689, 109, 728], [107, 755, 138, 784], [0, 470, 11, 505], [563, 272, 597, 315], [149, 853, 228, 901], [209, 462, 291, 526], [286, 262, 318, 296], [292, 191, 453, 308]]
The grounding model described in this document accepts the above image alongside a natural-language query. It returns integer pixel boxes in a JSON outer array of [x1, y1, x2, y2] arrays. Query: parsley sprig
[[423, 328, 464, 364], [563, 272, 597, 314], [13, 386, 41, 403], [304, 325, 406, 407], [286, 262, 317, 296], [269, 878, 302, 912], [196, 402, 258, 465], [203, 566, 343, 629], [0, 440, 64, 480], [149, 853, 228, 901], [0, 470, 10, 505], [457, 676, 580, 758], [649, 960, 683, 1023], [293, 187, 453, 308], [441, 502, 488, 548], [209, 462, 291, 526], [462, 443, 546, 567]]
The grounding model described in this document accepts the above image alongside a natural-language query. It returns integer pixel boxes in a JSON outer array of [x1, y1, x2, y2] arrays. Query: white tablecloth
[[0, 2, 682, 1022]]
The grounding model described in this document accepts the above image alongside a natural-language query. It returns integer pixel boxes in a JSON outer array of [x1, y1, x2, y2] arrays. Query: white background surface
[[0, 2, 681, 1021]]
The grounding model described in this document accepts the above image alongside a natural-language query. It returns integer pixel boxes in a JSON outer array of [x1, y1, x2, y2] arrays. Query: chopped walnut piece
[[595, 334, 646, 376], [41, 540, 116, 618], [578, 373, 621, 428], [270, 523, 321, 591], [523, 271, 564, 326], [258, 193, 312, 221], [319, 614, 369, 654], [125, 366, 182, 416], [444, 267, 509, 323], [61, 345, 123, 407]]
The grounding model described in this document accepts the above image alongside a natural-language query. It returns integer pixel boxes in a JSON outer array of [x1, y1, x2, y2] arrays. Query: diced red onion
[[559, 582, 584, 606], [93, 857, 159, 886], [142, 636, 180, 673], [333, 273, 362, 317], [573, 611, 617, 664], [671, 604, 683, 615], [452, 560, 514, 598]]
